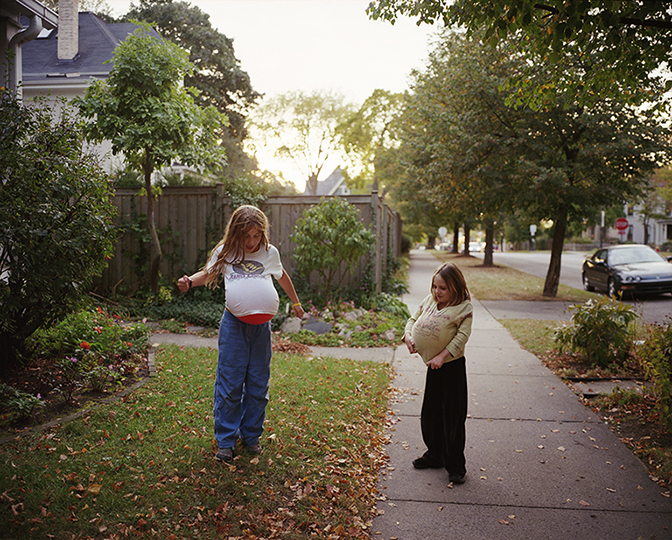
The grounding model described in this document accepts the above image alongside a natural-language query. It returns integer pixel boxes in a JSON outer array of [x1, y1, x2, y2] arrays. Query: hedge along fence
[[93, 186, 402, 296]]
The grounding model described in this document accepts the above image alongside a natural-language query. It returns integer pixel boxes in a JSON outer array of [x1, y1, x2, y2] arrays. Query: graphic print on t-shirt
[[232, 260, 265, 277]]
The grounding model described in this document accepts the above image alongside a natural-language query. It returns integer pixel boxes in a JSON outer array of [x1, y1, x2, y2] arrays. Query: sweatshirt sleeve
[[445, 305, 473, 359]]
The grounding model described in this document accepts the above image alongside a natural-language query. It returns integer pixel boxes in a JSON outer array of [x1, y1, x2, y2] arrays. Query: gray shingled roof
[[304, 167, 346, 196], [22, 12, 151, 85]]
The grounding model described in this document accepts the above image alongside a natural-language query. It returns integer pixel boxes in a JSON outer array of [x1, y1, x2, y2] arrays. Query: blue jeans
[[213, 310, 272, 449]]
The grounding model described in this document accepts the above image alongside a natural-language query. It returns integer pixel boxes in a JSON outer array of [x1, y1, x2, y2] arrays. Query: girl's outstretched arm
[[277, 270, 305, 318], [177, 270, 208, 293]]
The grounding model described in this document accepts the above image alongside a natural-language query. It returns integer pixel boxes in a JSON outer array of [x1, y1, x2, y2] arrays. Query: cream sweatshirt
[[404, 295, 473, 365]]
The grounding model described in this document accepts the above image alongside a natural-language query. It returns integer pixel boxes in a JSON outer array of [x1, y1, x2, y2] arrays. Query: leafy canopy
[[368, 0, 672, 108], [76, 22, 226, 173], [125, 0, 260, 178]]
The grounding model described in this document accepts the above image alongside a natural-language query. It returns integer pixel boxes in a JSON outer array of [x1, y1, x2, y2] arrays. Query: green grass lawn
[[0, 345, 391, 539], [434, 252, 596, 302]]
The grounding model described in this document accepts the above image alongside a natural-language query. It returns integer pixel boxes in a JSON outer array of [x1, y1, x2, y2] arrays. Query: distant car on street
[[468, 241, 483, 253], [582, 244, 672, 297]]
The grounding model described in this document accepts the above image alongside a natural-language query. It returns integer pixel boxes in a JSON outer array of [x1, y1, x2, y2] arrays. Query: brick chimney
[[57, 0, 79, 62]]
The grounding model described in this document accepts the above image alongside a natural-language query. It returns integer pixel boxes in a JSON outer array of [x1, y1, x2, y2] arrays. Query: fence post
[[371, 191, 382, 293]]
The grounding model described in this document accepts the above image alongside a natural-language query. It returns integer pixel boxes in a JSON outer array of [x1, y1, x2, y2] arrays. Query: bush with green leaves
[[0, 384, 45, 419], [27, 308, 148, 361], [0, 90, 117, 370], [554, 298, 639, 368], [291, 197, 375, 304], [637, 324, 672, 429]]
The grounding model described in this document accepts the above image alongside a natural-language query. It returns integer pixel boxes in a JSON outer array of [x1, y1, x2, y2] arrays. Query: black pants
[[420, 356, 467, 476]]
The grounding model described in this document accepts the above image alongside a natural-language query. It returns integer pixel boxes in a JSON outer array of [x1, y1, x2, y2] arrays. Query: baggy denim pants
[[213, 310, 272, 449]]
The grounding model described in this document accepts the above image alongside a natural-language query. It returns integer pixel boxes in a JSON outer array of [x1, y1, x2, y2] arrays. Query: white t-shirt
[[207, 244, 284, 320]]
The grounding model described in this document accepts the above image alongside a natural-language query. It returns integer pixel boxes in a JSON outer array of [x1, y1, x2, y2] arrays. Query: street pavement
[[371, 249, 672, 540], [151, 249, 672, 539]]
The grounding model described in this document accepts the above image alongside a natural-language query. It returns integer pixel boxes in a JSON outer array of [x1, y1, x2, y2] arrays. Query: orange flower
[[80, 341, 91, 350]]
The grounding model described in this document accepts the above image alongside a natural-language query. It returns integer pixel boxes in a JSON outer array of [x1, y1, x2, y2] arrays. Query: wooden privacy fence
[[94, 186, 403, 296]]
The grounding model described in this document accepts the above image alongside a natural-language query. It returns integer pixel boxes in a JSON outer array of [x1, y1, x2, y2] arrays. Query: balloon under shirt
[[208, 244, 284, 324]]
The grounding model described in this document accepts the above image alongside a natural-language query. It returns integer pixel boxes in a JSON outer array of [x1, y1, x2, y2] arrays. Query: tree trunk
[[483, 224, 494, 266], [543, 206, 567, 297], [144, 163, 162, 295], [452, 222, 459, 254], [463, 222, 471, 255], [307, 173, 318, 196]]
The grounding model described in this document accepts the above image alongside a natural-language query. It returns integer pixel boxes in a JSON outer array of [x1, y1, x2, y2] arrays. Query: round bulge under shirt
[[208, 245, 284, 324]]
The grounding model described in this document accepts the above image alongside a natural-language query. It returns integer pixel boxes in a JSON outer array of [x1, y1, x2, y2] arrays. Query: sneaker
[[245, 442, 262, 455], [412, 455, 443, 470], [449, 473, 466, 485], [215, 447, 233, 463]]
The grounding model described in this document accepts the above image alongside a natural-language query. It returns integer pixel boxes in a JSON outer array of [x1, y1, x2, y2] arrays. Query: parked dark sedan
[[582, 244, 672, 297]]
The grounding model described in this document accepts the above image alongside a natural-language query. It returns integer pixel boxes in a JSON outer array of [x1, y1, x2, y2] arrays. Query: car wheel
[[607, 278, 620, 299], [582, 273, 594, 292]]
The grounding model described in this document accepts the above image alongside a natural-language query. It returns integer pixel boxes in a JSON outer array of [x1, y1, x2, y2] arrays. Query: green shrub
[[554, 298, 639, 368], [27, 307, 149, 360], [291, 198, 375, 304], [0, 384, 46, 419], [0, 90, 117, 369], [637, 324, 672, 429]]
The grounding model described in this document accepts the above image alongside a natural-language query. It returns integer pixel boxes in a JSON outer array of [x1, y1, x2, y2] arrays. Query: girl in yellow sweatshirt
[[403, 262, 473, 484]]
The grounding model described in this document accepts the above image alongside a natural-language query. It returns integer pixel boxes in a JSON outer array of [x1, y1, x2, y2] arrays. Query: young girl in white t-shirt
[[178, 205, 304, 463], [403, 262, 473, 485]]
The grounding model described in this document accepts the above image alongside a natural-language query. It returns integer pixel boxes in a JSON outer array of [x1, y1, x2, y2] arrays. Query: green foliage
[[554, 298, 639, 368], [291, 198, 375, 303], [144, 297, 225, 328], [126, 0, 261, 180], [368, 0, 671, 108], [0, 90, 117, 368], [0, 384, 45, 419], [27, 308, 149, 362], [637, 324, 672, 429], [219, 175, 269, 208], [22, 308, 148, 406]]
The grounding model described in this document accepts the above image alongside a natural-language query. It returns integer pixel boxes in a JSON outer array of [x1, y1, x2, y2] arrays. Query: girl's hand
[[426, 356, 444, 370], [404, 333, 417, 354], [292, 303, 305, 319], [177, 275, 192, 293], [427, 349, 451, 370]]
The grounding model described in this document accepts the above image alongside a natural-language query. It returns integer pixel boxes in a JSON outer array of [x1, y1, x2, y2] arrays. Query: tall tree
[[368, 0, 672, 108], [76, 24, 226, 294], [337, 89, 405, 195], [397, 29, 671, 296], [126, 0, 261, 179], [251, 90, 354, 195]]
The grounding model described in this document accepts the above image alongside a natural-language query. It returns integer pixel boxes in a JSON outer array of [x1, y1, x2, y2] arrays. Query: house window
[[667, 224, 672, 241]]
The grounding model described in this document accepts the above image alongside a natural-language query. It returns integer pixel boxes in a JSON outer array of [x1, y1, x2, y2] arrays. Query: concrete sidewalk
[[371, 250, 672, 540]]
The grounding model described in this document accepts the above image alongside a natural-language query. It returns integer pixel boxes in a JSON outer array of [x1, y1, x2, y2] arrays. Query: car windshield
[[609, 246, 666, 266]]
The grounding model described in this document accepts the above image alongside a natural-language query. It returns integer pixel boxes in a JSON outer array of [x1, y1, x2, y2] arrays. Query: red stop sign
[[615, 217, 629, 231]]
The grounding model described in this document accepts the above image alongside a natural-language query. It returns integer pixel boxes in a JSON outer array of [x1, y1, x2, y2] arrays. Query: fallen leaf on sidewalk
[[579, 500, 590, 506]]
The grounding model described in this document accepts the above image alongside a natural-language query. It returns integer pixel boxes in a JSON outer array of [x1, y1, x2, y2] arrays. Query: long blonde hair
[[203, 205, 270, 288], [431, 262, 471, 306]]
